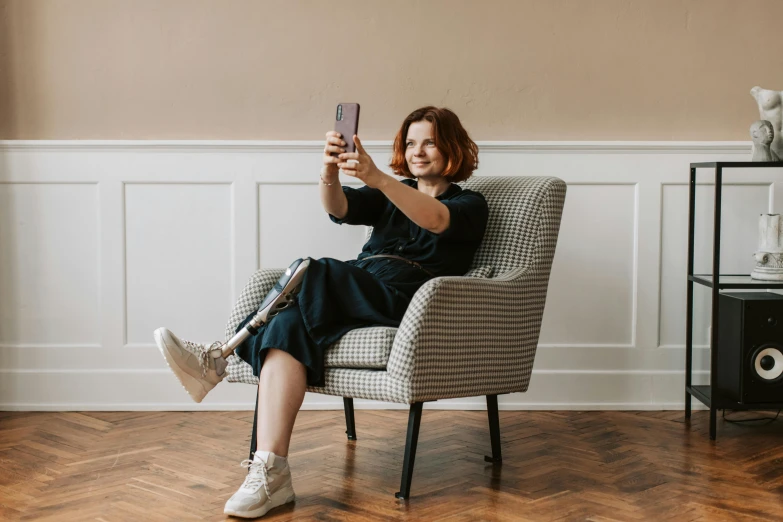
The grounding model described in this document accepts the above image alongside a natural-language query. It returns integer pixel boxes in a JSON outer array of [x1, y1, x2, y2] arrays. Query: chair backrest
[[460, 176, 566, 275], [365, 176, 566, 276]]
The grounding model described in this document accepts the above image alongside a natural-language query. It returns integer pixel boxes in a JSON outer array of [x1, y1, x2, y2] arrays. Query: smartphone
[[331, 103, 360, 157]]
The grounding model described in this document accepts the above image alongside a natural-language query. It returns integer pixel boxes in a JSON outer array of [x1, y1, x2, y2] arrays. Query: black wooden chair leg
[[249, 391, 259, 461], [395, 402, 423, 500], [484, 394, 503, 463], [343, 397, 357, 440]]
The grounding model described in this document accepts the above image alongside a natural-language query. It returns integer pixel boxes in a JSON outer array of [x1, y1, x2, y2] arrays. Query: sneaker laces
[[238, 459, 271, 499], [182, 340, 223, 377]]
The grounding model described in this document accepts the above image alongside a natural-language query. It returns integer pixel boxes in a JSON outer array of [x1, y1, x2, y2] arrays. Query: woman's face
[[405, 121, 445, 178]]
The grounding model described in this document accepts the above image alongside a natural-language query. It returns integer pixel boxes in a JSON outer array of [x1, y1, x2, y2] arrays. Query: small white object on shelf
[[752, 213, 783, 280]]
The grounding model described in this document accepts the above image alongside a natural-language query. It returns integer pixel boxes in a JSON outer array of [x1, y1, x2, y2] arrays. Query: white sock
[[253, 450, 287, 466], [253, 450, 270, 464]]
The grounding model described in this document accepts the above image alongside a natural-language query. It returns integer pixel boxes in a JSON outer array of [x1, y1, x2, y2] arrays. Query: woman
[[155, 106, 488, 518]]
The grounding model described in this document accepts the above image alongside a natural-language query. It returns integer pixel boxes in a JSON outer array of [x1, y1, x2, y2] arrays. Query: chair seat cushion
[[323, 326, 397, 369]]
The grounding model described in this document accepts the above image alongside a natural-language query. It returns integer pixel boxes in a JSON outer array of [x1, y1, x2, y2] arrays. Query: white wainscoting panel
[[125, 183, 234, 345], [258, 183, 367, 268], [0, 182, 100, 346], [539, 183, 636, 346], [0, 140, 777, 411]]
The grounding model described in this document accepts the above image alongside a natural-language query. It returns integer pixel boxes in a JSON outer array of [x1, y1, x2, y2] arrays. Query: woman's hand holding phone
[[321, 131, 345, 183], [337, 136, 386, 189]]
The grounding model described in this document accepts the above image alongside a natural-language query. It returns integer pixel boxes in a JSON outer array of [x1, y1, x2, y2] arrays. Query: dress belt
[[362, 254, 435, 277]]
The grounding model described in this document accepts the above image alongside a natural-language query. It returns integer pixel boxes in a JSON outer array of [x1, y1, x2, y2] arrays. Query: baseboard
[[0, 369, 709, 411], [0, 400, 704, 412]]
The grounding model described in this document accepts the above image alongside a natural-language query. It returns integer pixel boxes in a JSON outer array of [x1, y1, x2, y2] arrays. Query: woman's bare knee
[[262, 348, 306, 377]]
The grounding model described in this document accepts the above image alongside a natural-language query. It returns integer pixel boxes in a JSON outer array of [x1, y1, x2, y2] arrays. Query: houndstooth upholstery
[[225, 266, 494, 381], [226, 176, 566, 404]]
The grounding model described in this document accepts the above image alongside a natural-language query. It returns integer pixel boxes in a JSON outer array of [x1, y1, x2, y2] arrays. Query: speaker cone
[[751, 344, 783, 382]]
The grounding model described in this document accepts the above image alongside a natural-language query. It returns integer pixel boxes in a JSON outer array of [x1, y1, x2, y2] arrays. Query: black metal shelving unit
[[685, 161, 783, 440]]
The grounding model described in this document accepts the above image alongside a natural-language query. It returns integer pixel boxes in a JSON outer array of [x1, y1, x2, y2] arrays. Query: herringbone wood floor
[[1, 409, 782, 521]]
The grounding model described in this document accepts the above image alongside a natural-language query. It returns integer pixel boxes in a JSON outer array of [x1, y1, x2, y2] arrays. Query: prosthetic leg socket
[[219, 258, 311, 358]]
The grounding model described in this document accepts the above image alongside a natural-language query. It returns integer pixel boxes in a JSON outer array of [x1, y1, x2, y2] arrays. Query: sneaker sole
[[154, 328, 210, 404], [223, 489, 295, 518]]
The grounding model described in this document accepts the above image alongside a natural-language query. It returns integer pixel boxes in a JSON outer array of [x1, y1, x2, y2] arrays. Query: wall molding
[[0, 139, 754, 154]]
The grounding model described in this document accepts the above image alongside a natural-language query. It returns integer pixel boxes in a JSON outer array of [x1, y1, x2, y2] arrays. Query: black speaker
[[716, 292, 783, 404]]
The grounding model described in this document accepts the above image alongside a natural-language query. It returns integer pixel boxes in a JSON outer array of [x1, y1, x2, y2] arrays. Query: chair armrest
[[224, 268, 286, 341], [387, 265, 549, 402]]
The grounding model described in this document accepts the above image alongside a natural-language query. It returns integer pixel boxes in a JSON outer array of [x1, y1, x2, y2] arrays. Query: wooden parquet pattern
[[1, 409, 782, 521]]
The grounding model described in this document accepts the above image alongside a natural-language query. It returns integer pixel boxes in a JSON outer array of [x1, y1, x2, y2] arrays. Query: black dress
[[234, 178, 489, 387]]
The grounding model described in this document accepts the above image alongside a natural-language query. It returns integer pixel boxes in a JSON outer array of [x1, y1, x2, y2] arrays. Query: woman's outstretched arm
[[320, 131, 349, 219], [375, 176, 450, 234], [337, 136, 450, 234]]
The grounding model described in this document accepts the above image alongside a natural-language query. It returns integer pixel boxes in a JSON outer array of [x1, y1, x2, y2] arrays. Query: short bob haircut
[[389, 106, 479, 183]]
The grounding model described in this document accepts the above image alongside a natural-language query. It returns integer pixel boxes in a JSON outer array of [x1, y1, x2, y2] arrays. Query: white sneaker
[[153, 327, 227, 403], [224, 451, 296, 518]]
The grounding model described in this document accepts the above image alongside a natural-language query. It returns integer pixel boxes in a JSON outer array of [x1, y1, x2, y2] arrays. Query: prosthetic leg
[[154, 258, 311, 403], [219, 257, 311, 358]]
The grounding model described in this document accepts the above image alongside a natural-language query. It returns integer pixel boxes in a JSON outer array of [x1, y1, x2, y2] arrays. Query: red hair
[[389, 106, 479, 183]]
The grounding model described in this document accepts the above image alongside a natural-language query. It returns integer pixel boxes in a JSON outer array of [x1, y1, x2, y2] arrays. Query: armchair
[[225, 175, 567, 499]]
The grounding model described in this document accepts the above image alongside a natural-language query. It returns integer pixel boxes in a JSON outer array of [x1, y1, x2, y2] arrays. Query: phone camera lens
[[336, 105, 343, 121]]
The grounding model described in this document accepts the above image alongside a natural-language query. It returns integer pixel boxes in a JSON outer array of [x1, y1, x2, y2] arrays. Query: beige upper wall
[[1, 0, 781, 140]]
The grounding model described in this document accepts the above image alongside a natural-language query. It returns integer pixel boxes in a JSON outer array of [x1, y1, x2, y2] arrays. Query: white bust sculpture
[[751, 86, 783, 159], [750, 120, 781, 162]]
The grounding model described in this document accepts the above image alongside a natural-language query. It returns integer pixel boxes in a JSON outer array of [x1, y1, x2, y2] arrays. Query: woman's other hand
[[322, 131, 344, 183], [338, 136, 386, 189]]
